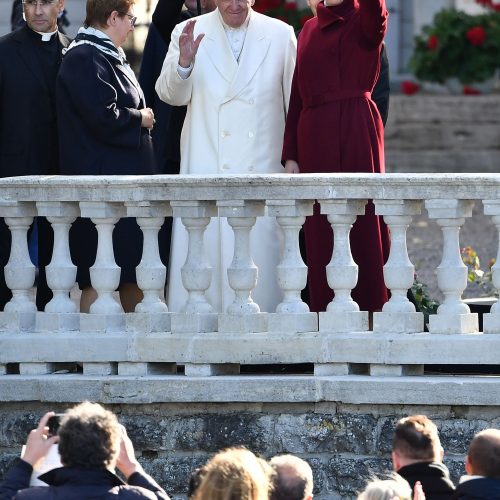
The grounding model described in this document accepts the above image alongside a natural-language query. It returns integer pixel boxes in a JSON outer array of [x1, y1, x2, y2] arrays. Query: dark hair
[[393, 415, 440, 461], [84, 0, 135, 28], [469, 429, 500, 478], [269, 455, 313, 500], [58, 402, 120, 469]]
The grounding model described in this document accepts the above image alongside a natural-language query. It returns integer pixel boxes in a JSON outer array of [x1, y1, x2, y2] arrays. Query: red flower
[[466, 26, 486, 46], [463, 85, 482, 95], [475, 0, 500, 11], [401, 81, 420, 95], [427, 34, 439, 50], [284, 1, 297, 10]]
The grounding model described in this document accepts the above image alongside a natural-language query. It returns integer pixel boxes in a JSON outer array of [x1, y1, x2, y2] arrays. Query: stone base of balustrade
[[314, 363, 349, 376], [218, 313, 268, 333], [369, 364, 424, 376], [118, 362, 177, 376], [36, 312, 80, 332], [19, 362, 54, 375], [80, 313, 126, 333], [170, 313, 218, 333], [184, 363, 240, 377], [319, 311, 369, 333], [267, 312, 318, 333], [428, 313, 479, 334], [0, 312, 36, 332], [373, 312, 424, 334], [127, 313, 171, 333], [483, 313, 500, 334]]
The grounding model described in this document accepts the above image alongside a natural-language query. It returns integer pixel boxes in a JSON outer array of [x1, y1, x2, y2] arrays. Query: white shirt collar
[[34, 28, 58, 42]]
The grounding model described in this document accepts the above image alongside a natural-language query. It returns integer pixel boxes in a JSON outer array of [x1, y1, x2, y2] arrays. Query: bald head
[[467, 429, 500, 478], [269, 454, 313, 500]]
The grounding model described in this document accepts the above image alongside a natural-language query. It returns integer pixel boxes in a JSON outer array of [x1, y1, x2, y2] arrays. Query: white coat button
[[222, 164, 229, 169], [221, 131, 230, 138], [249, 99, 255, 105], [248, 165, 254, 171], [248, 131, 254, 138]]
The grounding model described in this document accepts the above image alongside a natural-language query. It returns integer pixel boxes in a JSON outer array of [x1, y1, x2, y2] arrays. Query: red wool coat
[[282, 0, 390, 312]]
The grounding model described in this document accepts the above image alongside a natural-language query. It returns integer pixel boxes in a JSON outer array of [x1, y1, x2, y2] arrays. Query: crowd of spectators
[[0, 404, 499, 499]]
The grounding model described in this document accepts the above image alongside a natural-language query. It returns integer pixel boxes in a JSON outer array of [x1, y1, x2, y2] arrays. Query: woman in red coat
[[282, 0, 389, 313]]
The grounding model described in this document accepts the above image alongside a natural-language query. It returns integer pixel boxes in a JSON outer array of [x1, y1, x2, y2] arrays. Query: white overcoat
[[156, 8, 297, 313]]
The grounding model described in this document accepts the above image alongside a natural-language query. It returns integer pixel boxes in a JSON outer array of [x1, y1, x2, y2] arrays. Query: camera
[[47, 414, 64, 437]]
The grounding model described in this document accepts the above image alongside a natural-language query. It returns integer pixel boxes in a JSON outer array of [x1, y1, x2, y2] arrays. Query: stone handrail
[[0, 173, 500, 405]]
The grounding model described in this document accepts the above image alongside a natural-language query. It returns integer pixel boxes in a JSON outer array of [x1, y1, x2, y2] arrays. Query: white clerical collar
[[34, 28, 58, 42], [217, 8, 251, 32]]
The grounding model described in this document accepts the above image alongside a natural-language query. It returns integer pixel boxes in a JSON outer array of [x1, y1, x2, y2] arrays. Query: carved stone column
[[79, 202, 125, 332], [125, 202, 171, 334], [267, 200, 317, 332], [218, 200, 267, 333], [373, 200, 424, 333], [35, 202, 79, 332], [426, 199, 478, 333], [318, 199, 369, 333], [482, 200, 500, 333], [169, 201, 218, 333], [2, 202, 37, 318]]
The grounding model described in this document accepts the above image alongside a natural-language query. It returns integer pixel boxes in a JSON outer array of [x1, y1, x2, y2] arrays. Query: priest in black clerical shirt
[[0, 0, 71, 311]]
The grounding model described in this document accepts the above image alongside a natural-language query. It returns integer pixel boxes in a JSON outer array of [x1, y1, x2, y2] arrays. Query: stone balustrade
[[1, 173, 500, 406]]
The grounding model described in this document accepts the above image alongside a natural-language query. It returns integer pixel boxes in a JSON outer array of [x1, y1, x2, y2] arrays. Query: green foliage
[[410, 8, 500, 84]]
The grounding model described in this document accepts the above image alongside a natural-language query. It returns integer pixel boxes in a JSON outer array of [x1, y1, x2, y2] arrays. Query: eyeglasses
[[121, 12, 138, 27], [22, 0, 58, 7]]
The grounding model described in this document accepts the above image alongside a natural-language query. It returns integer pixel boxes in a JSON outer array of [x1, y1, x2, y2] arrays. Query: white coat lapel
[[202, 10, 238, 84], [223, 11, 270, 103]]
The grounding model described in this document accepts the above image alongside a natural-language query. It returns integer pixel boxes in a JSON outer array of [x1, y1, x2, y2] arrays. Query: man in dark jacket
[[454, 428, 500, 499], [0, 403, 170, 499], [392, 415, 455, 500], [0, 0, 71, 311]]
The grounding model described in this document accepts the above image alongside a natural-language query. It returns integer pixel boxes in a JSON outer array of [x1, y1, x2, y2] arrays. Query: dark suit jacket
[[57, 44, 155, 175], [0, 26, 70, 177]]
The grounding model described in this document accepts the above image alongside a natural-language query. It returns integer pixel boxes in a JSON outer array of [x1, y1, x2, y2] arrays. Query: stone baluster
[[37, 202, 79, 313], [373, 200, 424, 333], [1, 202, 37, 319], [218, 200, 267, 333], [124, 202, 171, 333], [482, 200, 500, 333], [318, 199, 369, 333], [426, 199, 478, 334], [127, 202, 170, 314], [170, 201, 218, 333], [79, 202, 125, 333], [35, 202, 80, 332], [267, 200, 317, 332]]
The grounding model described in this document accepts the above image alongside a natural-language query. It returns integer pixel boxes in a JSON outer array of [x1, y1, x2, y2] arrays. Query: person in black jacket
[[392, 415, 455, 500], [454, 428, 500, 499], [0, 403, 170, 499]]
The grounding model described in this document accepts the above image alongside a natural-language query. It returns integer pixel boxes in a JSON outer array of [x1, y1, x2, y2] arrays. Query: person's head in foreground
[[466, 428, 500, 478], [58, 401, 120, 470], [269, 454, 313, 500], [392, 415, 443, 470], [357, 473, 413, 500], [194, 447, 274, 500]]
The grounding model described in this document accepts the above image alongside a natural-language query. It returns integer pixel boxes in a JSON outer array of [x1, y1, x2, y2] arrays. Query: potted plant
[[409, 4, 500, 92]]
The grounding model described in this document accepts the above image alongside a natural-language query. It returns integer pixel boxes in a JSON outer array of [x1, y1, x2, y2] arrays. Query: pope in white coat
[[155, 0, 297, 313]]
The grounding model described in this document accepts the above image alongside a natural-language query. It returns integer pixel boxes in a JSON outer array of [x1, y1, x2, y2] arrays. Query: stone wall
[[385, 95, 500, 173], [1, 401, 497, 499]]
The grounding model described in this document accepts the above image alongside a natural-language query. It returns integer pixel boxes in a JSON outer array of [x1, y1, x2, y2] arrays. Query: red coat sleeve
[[359, 0, 387, 48]]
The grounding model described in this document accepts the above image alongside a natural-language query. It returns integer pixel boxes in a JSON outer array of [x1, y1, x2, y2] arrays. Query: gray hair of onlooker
[[357, 473, 412, 500], [269, 454, 313, 500]]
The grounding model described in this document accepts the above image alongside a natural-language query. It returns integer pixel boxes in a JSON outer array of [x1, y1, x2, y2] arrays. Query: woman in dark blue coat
[[57, 0, 157, 312]]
